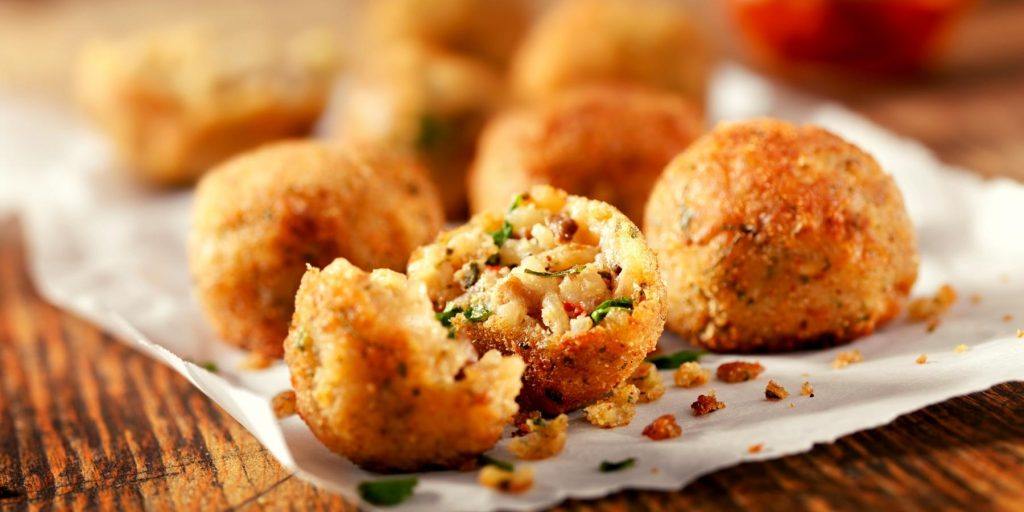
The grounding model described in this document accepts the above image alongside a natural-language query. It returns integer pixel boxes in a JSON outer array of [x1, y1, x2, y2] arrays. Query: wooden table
[[3, 1, 1024, 510]]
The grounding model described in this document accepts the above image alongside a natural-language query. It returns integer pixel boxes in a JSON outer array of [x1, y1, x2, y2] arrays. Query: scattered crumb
[[801, 381, 814, 397], [628, 362, 666, 403], [969, 293, 982, 304], [674, 362, 710, 388], [1017, 329, 1024, 338], [651, 468, 660, 474], [1003, 314, 1014, 322], [926, 319, 941, 333], [691, 392, 726, 416], [584, 384, 639, 428], [748, 443, 764, 454], [513, 410, 543, 436], [788, 403, 795, 409], [240, 352, 274, 370], [832, 350, 862, 369], [271, 390, 296, 419], [478, 465, 533, 493], [954, 344, 969, 354], [642, 414, 682, 441], [716, 361, 765, 383], [764, 380, 789, 400], [907, 284, 957, 325], [916, 354, 928, 365], [509, 414, 568, 460]]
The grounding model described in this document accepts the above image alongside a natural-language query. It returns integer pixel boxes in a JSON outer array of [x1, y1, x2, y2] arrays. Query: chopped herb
[[478, 454, 514, 471], [199, 361, 218, 373], [358, 477, 418, 506], [465, 304, 493, 323], [415, 115, 447, 152], [491, 221, 513, 248], [599, 458, 636, 472], [647, 349, 707, 370], [461, 262, 481, 289], [435, 304, 464, 328], [508, 193, 525, 212], [293, 327, 309, 351], [485, 253, 501, 266], [524, 265, 584, 278], [589, 298, 633, 324]]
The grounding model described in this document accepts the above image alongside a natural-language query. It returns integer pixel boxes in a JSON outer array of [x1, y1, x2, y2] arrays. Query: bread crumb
[[1003, 314, 1014, 322], [673, 362, 710, 388], [584, 384, 638, 428], [800, 381, 814, 397], [240, 352, 274, 370], [748, 443, 764, 454], [509, 414, 568, 460], [954, 344, 969, 353], [691, 391, 726, 416], [1017, 329, 1024, 338], [271, 390, 296, 419], [628, 362, 666, 403], [788, 403, 795, 409], [479, 465, 533, 493], [764, 380, 789, 400], [908, 284, 957, 324], [832, 350, 862, 369], [642, 414, 682, 441], [716, 361, 764, 383], [916, 354, 928, 365]]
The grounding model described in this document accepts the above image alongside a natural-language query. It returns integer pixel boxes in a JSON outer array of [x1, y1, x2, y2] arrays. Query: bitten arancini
[[336, 43, 503, 218], [408, 185, 666, 414], [285, 258, 524, 472], [644, 119, 919, 352], [511, 0, 710, 106], [468, 86, 704, 223], [363, 0, 530, 69], [76, 25, 340, 186], [188, 141, 443, 358]]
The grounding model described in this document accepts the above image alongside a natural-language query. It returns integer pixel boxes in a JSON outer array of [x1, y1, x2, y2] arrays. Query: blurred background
[[1, 0, 1022, 180]]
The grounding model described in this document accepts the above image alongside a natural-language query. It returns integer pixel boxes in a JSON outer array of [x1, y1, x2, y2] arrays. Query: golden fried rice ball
[[76, 25, 341, 186], [468, 86, 704, 223], [336, 43, 503, 218], [189, 141, 443, 358], [408, 185, 666, 414], [363, 0, 530, 68], [285, 258, 524, 472], [511, 0, 710, 106], [644, 119, 919, 352]]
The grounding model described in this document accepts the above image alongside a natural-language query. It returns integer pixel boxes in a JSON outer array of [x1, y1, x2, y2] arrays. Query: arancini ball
[[284, 258, 524, 472], [468, 85, 704, 223], [189, 141, 444, 357], [335, 43, 503, 218], [511, 0, 710, 106], [644, 119, 919, 352], [408, 185, 666, 415]]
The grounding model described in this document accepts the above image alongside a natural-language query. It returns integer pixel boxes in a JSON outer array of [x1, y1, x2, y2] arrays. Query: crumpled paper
[[6, 65, 1024, 511]]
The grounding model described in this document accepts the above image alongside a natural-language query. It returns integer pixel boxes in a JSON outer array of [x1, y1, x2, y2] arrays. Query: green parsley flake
[[478, 454, 514, 471], [508, 193, 525, 212], [647, 349, 707, 369], [491, 221, 513, 248], [357, 477, 418, 506], [524, 265, 584, 278], [599, 458, 636, 472], [589, 297, 634, 324], [465, 304, 492, 323]]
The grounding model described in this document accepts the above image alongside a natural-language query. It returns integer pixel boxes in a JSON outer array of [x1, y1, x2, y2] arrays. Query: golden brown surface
[[408, 186, 666, 414], [284, 258, 523, 472], [336, 43, 503, 218], [468, 86, 704, 223], [188, 141, 443, 357], [75, 25, 340, 186], [645, 119, 919, 352], [511, 0, 711, 105]]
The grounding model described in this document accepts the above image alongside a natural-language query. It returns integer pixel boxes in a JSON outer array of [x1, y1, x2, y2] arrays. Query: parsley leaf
[[491, 221, 513, 248], [508, 193, 525, 212], [524, 265, 584, 278], [599, 458, 636, 472], [358, 477, 418, 506], [478, 454, 514, 471], [589, 297, 633, 324], [435, 304, 463, 328], [198, 361, 218, 373], [647, 349, 707, 369], [465, 304, 492, 323]]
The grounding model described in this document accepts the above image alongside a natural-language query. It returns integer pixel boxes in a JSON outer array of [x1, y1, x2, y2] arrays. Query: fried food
[[189, 141, 443, 357], [364, 0, 530, 68], [76, 25, 340, 185], [408, 185, 666, 414], [645, 119, 919, 352], [468, 86, 704, 223], [285, 259, 524, 472], [511, 0, 710, 106], [336, 43, 503, 217]]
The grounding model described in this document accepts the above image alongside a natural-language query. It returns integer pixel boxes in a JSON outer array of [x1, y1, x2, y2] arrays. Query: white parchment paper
[[5, 66, 1024, 511]]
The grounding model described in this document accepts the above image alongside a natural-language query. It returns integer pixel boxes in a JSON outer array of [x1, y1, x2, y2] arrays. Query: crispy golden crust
[[188, 141, 443, 357], [336, 43, 503, 218], [364, 0, 530, 68], [468, 86, 704, 223], [408, 185, 666, 414], [644, 118, 919, 352], [511, 0, 710, 105], [284, 259, 524, 472], [76, 25, 340, 186]]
